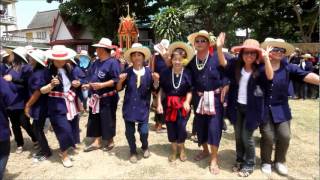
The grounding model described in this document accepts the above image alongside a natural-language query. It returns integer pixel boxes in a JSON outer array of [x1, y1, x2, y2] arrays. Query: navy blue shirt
[[154, 54, 168, 74], [121, 67, 154, 123], [0, 77, 16, 141], [268, 60, 310, 123], [225, 58, 272, 130], [160, 68, 192, 96]]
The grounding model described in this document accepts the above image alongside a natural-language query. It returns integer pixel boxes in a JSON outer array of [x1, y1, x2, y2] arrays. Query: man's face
[[194, 36, 210, 52]]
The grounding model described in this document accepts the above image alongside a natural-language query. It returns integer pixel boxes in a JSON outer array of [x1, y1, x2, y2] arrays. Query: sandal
[[238, 168, 253, 177], [83, 145, 101, 152], [232, 162, 242, 172], [194, 152, 209, 161], [209, 164, 220, 175], [103, 142, 114, 151]]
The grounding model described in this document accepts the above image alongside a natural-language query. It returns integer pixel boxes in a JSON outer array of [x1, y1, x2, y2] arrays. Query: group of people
[[0, 29, 319, 179]]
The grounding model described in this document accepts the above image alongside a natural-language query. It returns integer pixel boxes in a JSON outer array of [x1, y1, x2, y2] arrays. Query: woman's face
[[194, 36, 210, 52], [53, 60, 67, 68], [28, 57, 37, 68], [130, 52, 144, 66], [270, 47, 286, 61], [171, 53, 183, 70], [242, 48, 258, 65]]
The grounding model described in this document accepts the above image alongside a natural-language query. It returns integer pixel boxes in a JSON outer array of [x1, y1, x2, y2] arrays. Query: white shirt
[[237, 68, 252, 105], [58, 68, 71, 93]]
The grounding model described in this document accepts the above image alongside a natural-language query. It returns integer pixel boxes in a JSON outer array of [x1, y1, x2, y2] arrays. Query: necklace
[[196, 52, 209, 70], [172, 68, 184, 89]]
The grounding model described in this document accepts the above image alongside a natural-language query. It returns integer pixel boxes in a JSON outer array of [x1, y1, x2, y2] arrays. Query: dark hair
[[171, 48, 187, 60], [130, 51, 145, 59], [235, 49, 259, 83], [103, 48, 112, 54], [12, 53, 27, 71], [33, 61, 45, 71]]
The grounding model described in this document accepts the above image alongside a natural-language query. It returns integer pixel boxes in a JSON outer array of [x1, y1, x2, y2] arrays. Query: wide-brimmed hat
[[168, 42, 195, 66], [301, 53, 313, 59], [0, 49, 10, 58], [76, 50, 90, 58], [261, 38, 294, 56], [13, 47, 28, 63], [25, 45, 35, 52], [27, 49, 47, 67], [45, 45, 77, 61], [231, 39, 263, 59], [154, 39, 170, 54], [92, 38, 115, 49], [187, 30, 214, 46], [124, 43, 151, 62]]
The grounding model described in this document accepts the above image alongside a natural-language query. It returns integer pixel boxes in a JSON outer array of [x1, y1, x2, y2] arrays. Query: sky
[[15, 0, 60, 29]]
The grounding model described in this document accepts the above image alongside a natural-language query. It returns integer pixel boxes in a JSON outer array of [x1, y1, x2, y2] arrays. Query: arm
[[303, 73, 320, 85], [25, 90, 41, 117], [216, 32, 227, 67], [116, 73, 127, 91], [262, 46, 274, 80], [40, 83, 53, 94], [156, 88, 164, 114]]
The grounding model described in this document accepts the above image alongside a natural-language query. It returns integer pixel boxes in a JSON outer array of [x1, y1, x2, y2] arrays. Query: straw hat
[[13, 47, 28, 63], [27, 49, 47, 67], [261, 38, 294, 56], [168, 42, 195, 66], [231, 39, 263, 59], [45, 45, 77, 61], [187, 30, 215, 46], [124, 43, 151, 62], [154, 39, 170, 54], [92, 38, 115, 49], [301, 53, 313, 59]]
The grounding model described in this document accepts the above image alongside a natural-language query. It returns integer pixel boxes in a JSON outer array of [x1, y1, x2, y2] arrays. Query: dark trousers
[[7, 109, 37, 147], [69, 115, 80, 144], [166, 111, 188, 143], [0, 140, 10, 180], [87, 97, 118, 141], [260, 111, 291, 164], [234, 103, 255, 169], [32, 117, 51, 155], [124, 121, 149, 154], [49, 114, 75, 152]]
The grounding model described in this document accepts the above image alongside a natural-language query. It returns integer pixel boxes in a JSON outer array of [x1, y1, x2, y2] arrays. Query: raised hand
[[119, 73, 128, 83], [262, 46, 273, 62], [51, 75, 60, 87], [216, 32, 226, 48]]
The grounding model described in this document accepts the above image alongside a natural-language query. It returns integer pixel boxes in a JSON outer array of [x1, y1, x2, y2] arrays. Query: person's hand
[[216, 32, 226, 48], [152, 72, 160, 82], [3, 74, 12, 82], [262, 46, 273, 62], [183, 101, 191, 112], [157, 103, 164, 114], [220, 85, 229, 102], [72, 80, 81, 88], [24, 106, 31, 118], [90, 82, 104, 90], [82, 84, 90, 90], [50, 75, 60, 87], [119, 73, 127, 83]]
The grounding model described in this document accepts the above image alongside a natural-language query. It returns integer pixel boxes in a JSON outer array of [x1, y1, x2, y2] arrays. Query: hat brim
[[168, 42, 195, 66], [261, 41, 294, 56], [92, 44, 115, 49], [231, 45, 263, 60], [187, 32, 214, 46], [124, 47, 151, 63], [27, 52, 47, 67], [13, 51, 28, 63], [45, 48, 77, 61]]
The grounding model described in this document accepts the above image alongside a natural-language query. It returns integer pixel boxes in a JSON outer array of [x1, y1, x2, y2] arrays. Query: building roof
[[27, 9, 59, 29]]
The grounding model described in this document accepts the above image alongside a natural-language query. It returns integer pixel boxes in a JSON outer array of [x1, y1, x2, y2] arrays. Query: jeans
[[124, 121, 149, 154], [0, 140, 10, 180], [234, 103, 255, 169]]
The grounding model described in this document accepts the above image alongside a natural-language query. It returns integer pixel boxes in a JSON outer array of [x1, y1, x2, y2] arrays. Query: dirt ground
[[4, 95, 319, 179]]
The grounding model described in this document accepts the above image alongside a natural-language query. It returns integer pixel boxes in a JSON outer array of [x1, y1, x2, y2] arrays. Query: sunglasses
[[243, 51, 258, 56], [195, 39, 208, 43], [271, 47, 286, 53]]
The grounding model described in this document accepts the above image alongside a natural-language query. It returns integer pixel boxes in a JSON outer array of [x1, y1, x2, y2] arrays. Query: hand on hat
[[216, 32, 226, 48], [51, 75, 60, 87], [3, 74, 12, 82]]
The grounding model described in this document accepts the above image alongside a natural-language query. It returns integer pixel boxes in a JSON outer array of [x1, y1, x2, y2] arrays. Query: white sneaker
[[275, 162, 288, 176], [62, 157, 73, 168], [261, 163, 272, 174], [16, 146, 23, 154]]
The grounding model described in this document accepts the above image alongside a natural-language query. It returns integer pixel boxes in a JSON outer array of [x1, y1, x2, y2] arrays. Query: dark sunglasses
[[195, 39, 208, 43], [243, 51, 258, 56], [271, 47, 286, 53]]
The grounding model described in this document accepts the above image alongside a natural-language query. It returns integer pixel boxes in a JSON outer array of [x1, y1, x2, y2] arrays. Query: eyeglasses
[[243, 51, 257, 56], [195, 39, 208, 43], [271, 47, 286, 53]]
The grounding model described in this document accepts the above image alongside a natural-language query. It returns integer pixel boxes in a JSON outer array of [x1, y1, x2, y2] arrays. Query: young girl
[[157, 42, 193, 162], [216, 33, 273, 177], [259, 38, 320, 176], [41, 45, 81, 168], [24, 49, 52, 162], [116, 43, 159, 163], [3, 47, 38, 153]]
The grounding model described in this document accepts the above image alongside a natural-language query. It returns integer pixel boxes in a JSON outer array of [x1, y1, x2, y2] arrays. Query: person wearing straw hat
[[156, 42, 194, 162], [116, 43, 159, 163], [259, 38, 320, 176], [0, 49, 11, 77], [40, 45, 81, 168], [216, 33, 274, 177], [3, 46, 38, 154], [83, 38, 120, 152], [0, 77, 17, 180], [151, 39, 171, 133], [186, 30, 230, 175], [24, 49, 52, 162]]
